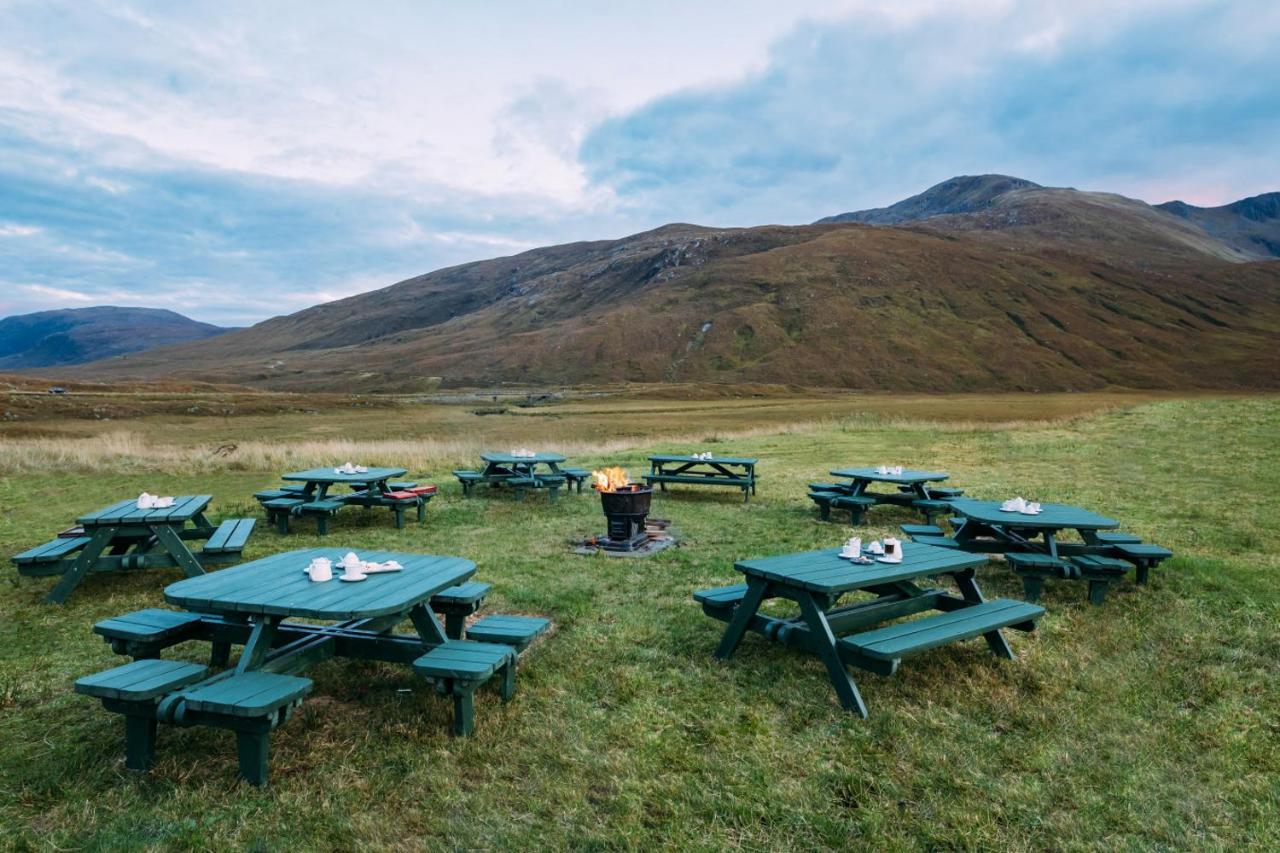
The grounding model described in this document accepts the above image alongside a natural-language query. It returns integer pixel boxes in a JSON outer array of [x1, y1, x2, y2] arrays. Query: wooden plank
[[75, 659, 209, 701], [840, 600, 1043, 660], [182, 671, 312, 716]]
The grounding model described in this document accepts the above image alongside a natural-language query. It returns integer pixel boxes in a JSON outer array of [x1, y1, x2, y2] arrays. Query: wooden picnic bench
[[12, 495, 254, 604], [907, 499, 1174, 604], [254, 467, 434, 535], [813, 467, 956, 524], [644, 454, 758, 502], [453, 452, 571, 502], [697, 541, 1042, 716], [77, 548, 551, 785]]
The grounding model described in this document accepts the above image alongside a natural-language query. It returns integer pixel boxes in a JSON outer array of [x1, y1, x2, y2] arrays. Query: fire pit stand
[[574, 484, 677, 557]]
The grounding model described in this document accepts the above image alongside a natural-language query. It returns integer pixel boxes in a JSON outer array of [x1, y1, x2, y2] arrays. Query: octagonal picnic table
[[268, 466, 429, 534], [282, 466, 410, 500], [12, 495, 252, 604], [820, 467, 953, 523], [703, 541, 1042, 716], [454, 452, 575, 501], [948, 499, 1120, 559]]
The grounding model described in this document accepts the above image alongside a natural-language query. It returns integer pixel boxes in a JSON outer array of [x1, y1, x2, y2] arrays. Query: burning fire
[[592, 466, 633, 492]]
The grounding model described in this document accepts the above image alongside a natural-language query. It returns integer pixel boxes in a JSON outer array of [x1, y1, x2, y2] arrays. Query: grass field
[[1, 393, 1277, 849]]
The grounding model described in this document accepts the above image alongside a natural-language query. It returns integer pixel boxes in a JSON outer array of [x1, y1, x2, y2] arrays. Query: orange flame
[[592, 466, 632, 492]]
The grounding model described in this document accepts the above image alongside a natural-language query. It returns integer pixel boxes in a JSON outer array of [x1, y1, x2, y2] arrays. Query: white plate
[[875, 557, 903, 564], [1018, 509, 1043, 515], [338, 574, 367, 582]]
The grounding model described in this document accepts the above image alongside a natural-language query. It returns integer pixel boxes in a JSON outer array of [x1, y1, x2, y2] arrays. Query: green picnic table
[[255, 466, 433, 535], [76, 548, 549, 785], [454, 452, 580, 501], [644, 454, 758, 502], [943, 499, 1139, 604], [12, 495, 254, 604], [696, 541, 1043, 716], [812, 467, 955, 524]]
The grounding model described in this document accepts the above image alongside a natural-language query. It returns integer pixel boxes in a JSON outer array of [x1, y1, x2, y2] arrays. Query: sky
[[1, 0, 1277, 326]]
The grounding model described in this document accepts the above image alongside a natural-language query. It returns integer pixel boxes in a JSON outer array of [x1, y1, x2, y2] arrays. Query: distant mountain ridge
[[822, 174, 1280, 262], [817, 175, 1043, 224], [0, 306, 231, 369], [1157, 192, 1280, 260]]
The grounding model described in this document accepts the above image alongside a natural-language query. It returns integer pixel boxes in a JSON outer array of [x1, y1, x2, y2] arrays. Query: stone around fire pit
[[573, 518, 678, 557]]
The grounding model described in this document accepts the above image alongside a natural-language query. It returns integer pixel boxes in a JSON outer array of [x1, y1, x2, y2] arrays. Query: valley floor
[[0, 393, 1276, 849]]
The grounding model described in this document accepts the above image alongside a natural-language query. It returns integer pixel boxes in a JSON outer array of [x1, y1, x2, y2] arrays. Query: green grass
[[1, 396, 1277, 849]]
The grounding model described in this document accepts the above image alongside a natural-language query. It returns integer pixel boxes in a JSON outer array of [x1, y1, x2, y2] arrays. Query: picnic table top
[[829, 467, 948, 484], [165, 548, 474, 620], [282, 467, 408, 484], [480, 452, 566, 464], [77, 495, 212, 527], [735, 542, 985, 595], [950, 498, 1119, 530], [650, 454, 758, 465]]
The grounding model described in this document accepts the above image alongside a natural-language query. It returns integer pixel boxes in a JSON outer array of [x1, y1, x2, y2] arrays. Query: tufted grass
[[0, 394, 1276, 849]]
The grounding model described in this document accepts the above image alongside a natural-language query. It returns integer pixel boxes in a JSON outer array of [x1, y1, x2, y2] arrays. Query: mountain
[[817, 175, 1042, 224], [1156, 192, 1280, 260], [0, 306, 231, 369], [64, 186, 1280, 393], [818, 174, 1256, 263]]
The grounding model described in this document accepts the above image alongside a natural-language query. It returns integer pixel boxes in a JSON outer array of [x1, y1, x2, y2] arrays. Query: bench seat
[[693, 583, 749, 617], [561, 468, 592, 492], [203, 518, 256, 555], [414, 640, 517, 735], [13, 536, 92, 566], [182, 672, 313, 717], [453, 470, 484, 480], [839, 599, 1043, 664], [1113, 543, 1173, 584], [431, 581, 492, 638], [900, 523, 944, 537], [808, 483, 849, 493], [76, 658, 210, 702], [465, 615, 550, 651], [646, 474, 749, 487], [94, 608, 205, 657]]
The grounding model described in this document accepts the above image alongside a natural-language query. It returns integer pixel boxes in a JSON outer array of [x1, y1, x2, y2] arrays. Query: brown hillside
[[67, 214, 1280, 391]]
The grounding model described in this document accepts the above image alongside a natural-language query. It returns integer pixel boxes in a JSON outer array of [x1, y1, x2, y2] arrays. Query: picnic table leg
[[953, 569, 1015, 660], [235, 618, 281, 675], [1021, 576, 1044, 602], [237, 729, 271, 786], [124, 714, 158, 771], [316, 516, 329, 536], [394, 507, 406, 529], [150, 524, 206, 578], [795, 591, 868, 717], [713, 577, 769, 660], [45, 526, 116, 604], [417, 500, 426, 523], [409, 603, 449, 646]]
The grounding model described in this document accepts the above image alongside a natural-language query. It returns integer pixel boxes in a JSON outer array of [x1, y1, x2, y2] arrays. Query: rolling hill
[[1157, 192, 1280, 260], [64, 177, 1280, 392], [0, 307, 231, 369]]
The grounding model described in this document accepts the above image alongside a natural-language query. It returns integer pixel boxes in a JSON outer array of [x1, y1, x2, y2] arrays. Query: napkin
[[136, 492, 176, 509]]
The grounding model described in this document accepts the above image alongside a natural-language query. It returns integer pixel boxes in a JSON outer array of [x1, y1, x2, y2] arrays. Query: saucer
[[339, 574, 367, 582], [1018, 509, 1043, 515], [876, 557, 904, 564]]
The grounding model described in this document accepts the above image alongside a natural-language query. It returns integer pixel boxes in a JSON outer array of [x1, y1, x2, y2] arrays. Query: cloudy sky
[[1, 0, 1277, 325]]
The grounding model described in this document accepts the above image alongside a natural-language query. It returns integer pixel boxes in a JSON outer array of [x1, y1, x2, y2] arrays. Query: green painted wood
[[648, 454, 758, 465], [79, 496, 213, 527], [431, 582, 491, 607], [1006, 552, 1069, 570], [465, 615, 550, 649], [93, 608, 203, 641], [839, 599, 1043, 661], [949, 498, 1120, 530], [182, 671, 312, 716], [299, 500, 345, 513], [281, 467, 407, 485], [906, 534, 963, 549], [900, 524, 945, 537], [453, 471, 484, 480], [735, 544, 985, 596], [645, 475, 751, 487], [262, 497, 304, 509], [829, 467, 949, 485], [165, 548, 474, 620], [1115, 543, 1173, 561], [1070, 555, 1132, 576], [13, 536, 92, 564], [693, 584, 749, 607], [831, 495, 878, 507], [480, 452, 566, 465], [75, 659, 209, 701], [203, 518, 255, 554], [413, 640, 514, 680]]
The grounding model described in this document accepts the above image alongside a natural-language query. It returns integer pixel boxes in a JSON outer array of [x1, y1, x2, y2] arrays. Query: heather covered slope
[[65, 181, 1280, 392], [1158, 192, 1280, 260]]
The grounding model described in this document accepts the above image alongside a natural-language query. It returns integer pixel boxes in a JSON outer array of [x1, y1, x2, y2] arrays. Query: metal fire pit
[[598, 485, 653, 551]]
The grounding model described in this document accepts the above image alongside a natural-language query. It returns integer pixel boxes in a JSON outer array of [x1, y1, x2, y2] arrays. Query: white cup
[[867, 540, 884, 555]]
